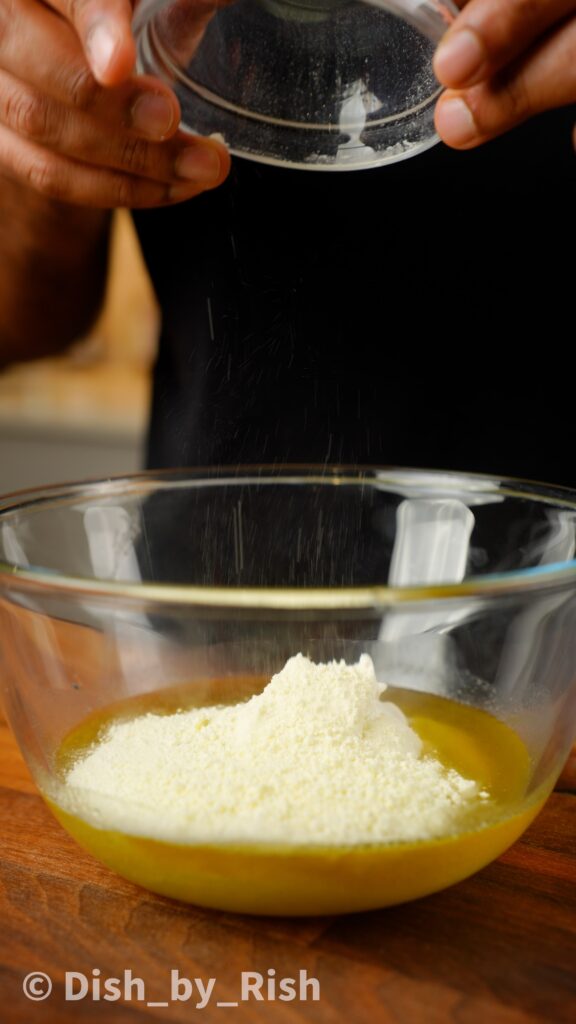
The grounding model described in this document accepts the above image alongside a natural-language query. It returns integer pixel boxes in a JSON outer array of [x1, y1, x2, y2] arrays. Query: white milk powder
[[61, 654, 487, 845]]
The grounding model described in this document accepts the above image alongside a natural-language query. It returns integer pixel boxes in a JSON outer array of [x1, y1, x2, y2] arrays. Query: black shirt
[[132, 107, 576, 485]]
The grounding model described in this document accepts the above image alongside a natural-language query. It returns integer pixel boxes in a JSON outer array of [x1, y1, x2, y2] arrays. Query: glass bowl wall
[[1, 467, 576, 914]]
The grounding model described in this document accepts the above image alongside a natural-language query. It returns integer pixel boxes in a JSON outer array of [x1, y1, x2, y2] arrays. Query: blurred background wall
[[0, 212, 159, 493]]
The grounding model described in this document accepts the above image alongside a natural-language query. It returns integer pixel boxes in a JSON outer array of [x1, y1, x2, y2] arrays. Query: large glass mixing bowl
[[1, 467, 576, 916], [133, 0, 458, 168]]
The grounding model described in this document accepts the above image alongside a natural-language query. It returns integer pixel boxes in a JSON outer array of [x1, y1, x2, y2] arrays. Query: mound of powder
[[61, 654, 487, 845]]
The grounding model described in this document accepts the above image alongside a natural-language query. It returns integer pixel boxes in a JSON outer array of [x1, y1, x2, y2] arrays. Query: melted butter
[[45, 680, 554, 915]]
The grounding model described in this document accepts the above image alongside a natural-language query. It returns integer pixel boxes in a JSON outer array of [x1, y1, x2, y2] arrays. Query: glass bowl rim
[[2, 464, 576, 608]]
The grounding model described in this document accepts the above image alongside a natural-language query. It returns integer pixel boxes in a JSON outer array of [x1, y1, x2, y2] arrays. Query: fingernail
[[434, 29, 485, 86], [175, 145, 221, 183], [87, 22, 120, 81], [436, 97, 478, 147], [131, 94, 175, 140]]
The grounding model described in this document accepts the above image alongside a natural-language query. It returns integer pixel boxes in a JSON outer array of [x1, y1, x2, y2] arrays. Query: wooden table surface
[[1, 713, 574, 1024]]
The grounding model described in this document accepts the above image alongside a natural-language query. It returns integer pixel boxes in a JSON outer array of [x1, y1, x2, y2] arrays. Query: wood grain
[[1, 716, 575, 1024]]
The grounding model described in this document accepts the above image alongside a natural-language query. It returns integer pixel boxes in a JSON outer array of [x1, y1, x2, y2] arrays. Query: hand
[[433, 0, 576, 149], [0, 0, 231, 208]]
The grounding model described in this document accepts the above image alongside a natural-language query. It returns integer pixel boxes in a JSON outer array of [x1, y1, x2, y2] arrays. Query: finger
[[0, 69, 229, 187], [0, 1, 180, 140], [0, 121, 229, 208], [434, 0, 576, 90], [435, 18, 576, 148], [46, 0, 136, 85]]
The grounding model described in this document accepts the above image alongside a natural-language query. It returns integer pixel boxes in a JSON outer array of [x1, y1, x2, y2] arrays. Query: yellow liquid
[[46, 682, 553, 916]]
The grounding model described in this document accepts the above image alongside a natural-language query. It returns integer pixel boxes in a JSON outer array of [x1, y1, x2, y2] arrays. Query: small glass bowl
[[133, 0, 458, 169], [1, 466, 575, 915]]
